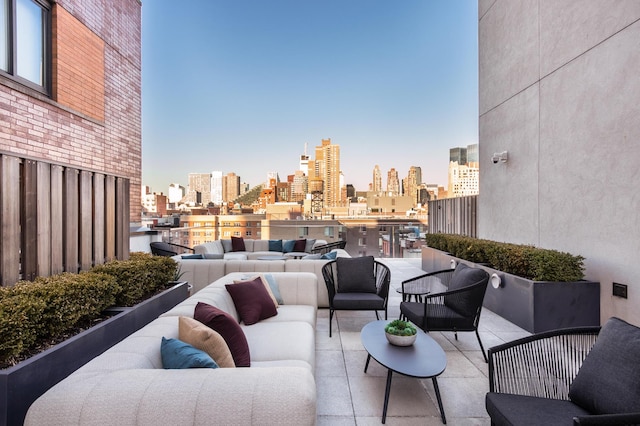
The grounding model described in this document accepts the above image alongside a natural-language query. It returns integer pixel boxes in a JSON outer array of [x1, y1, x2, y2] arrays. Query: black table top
[[361, 320, 447, 378]]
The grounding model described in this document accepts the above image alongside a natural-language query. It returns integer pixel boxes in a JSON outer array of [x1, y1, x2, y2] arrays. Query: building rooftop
[[315, 258, 530, 425]]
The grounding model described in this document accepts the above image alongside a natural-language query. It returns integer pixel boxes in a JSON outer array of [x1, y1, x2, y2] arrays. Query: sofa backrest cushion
[[221, 239, 233, 253], [336, 256, 376, 293], [304, 239, 316, 253], [194, 302, 251, 367], [225, 278, 278, 325], [160, 337, 218, 369], [569, 317, 640, 414], [283, 240, 296, 253], [178, 316, 235, 368]]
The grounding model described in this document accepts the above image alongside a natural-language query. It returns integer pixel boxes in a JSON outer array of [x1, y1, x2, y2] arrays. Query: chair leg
[[329, 309, 334, 337], [475, 328, 488, 363], [375, 311, 380, 320]]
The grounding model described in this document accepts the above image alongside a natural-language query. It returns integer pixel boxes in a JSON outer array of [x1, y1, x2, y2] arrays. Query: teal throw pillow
[[268, 239, 283, 252], [321, 251, 337, 260], [282, 240, 296, 253], [181, 254, 203, 259], [161, 337, 219, 369], [263, 274, 284, 304]]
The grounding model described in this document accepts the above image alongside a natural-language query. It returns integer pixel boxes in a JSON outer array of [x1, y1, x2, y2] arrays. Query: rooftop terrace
[[316, 258, 530, 425]]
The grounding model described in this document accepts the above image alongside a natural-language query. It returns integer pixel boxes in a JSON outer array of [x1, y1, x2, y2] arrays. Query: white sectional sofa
[[25, 272, 318, 426], [175, 251, 350, 308], [193, 238, 327, 260]]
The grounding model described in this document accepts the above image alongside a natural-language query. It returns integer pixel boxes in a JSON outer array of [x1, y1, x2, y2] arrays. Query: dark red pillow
[[293, 239, 307, 252], [225, 278, 278, 325], [231, 236, 246, 252], [194, 302, 251, 367]]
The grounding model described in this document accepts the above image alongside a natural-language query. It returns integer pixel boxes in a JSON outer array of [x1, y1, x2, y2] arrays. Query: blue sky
[[142, 1, 478, 193]]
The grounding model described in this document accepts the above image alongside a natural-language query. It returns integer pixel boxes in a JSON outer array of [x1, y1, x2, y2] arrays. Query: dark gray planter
[[421, 247, 600, 334], [0, 281, 188, 426]]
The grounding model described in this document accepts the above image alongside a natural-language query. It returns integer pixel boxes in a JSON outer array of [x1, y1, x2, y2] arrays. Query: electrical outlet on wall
[[612, 282, 628, 299]]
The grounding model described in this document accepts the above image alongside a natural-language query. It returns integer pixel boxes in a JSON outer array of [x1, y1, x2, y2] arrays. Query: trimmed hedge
[[0, 253, 178, 367], [425, 234, 585, 282], [0, 272, 119, 365]]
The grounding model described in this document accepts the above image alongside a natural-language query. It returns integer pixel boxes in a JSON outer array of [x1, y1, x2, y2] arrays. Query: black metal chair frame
[[322, 259, 391, 337], [311, 240, 347, 255], [487, 326, 640, 425], [400, 267, 490, 362], [150, 241, 194, 257]]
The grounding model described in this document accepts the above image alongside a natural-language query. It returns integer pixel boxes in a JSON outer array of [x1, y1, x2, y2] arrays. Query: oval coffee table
[[361, 320, 447, 424]]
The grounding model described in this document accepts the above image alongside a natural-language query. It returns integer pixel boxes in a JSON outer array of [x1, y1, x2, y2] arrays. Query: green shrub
[[425, 234, 584, 281], [92, 252, 177, 306], [0, 271, 119, 365]]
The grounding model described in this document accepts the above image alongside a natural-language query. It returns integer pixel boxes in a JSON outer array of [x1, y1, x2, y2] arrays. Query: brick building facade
[[0, 0, 141, 284]]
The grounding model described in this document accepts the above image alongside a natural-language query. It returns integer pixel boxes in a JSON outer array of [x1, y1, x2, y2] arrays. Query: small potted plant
[[384, 319, 417, 346]]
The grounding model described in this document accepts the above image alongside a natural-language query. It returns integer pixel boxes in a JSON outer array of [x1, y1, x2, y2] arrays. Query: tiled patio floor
[[315, 258, 530, 425]]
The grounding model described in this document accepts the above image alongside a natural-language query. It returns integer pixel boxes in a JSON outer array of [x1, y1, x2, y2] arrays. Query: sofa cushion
[[178, 316, 235, 368], [234, 276, 279, 308], [225, 278, 278, 325], [160, 337, 218, 369], [321, 251, 337, 260], [304, 239, 316, 253], [203, 253, 224, 259], [221, 239, 233, 253], [282, 239, 296, 253], [569, 317, 640, 414], [268, 239, 283, 252], [336, 256, 376, 293], [194, 302, 251, 367], [486, 393, 589, 425], [263, 274, 284, 305], [293, 239, 307, 252], [231, 236, 246, 252]]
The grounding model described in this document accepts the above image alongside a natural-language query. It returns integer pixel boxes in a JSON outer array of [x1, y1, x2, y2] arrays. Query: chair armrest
[[488, 326, 600, 398], [401, 269, 454, 295], [573, 412, 640, 425]]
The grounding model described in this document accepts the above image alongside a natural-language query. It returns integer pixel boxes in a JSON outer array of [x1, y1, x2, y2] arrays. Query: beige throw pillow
[[178, 316, 235, 368]]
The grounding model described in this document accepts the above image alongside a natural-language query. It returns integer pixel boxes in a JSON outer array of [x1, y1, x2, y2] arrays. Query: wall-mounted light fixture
[[450, 259, 457, 269], [491, 151, 508, 164], [490, 273, 504, 289]]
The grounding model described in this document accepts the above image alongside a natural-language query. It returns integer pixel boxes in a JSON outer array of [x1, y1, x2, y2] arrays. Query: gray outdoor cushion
[[221, 239, 233, 253], [569, 317, 640, 414], [486, 393, 589, 426], [332, 292, 384, 310], [444, 263, 487, 314], [336, 256, 376, 293]]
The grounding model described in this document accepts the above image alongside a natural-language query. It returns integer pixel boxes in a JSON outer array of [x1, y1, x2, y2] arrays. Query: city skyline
[[141, 1, 479, 193]]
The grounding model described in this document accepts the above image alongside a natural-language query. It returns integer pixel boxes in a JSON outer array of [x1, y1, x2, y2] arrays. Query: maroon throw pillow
[[231, 236, 246, 252], [293, 239, 307, 252], [225, 278, 278, 325], [194, 302, 251, 367]]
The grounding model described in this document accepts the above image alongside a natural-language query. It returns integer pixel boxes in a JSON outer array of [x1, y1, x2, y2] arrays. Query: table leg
[[364, 354, 371, 373], [432, 377, 447, 424], [382, 369, 393, 424]]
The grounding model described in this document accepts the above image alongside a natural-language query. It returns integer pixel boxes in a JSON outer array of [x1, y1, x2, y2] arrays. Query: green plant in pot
[[384, 319, 417, 346]]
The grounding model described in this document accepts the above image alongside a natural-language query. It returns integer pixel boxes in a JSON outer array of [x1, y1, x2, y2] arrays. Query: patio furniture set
[[24, 242, 640, 425]]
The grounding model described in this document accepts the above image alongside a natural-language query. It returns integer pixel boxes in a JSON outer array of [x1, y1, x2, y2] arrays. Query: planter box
[[421, 247, 600, 334], [0, 281, 188, 426]]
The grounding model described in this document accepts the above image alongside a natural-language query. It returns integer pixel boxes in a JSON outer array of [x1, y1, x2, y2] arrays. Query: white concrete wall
[[478, 0, 640, 325]]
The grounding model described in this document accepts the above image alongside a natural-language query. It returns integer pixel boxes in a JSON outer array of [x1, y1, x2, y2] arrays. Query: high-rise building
[[372, 165, 382, 193], [387, 168, 400, 196], [168, 183, 185, 204], [299, 146, 309, 176], [290, 170, 308, 202], [448, 144, 479, 197], [222, 172, 241, 203], [211, 171, 223, 205], [406, 166, 422, 204], [186, 173, 212, 205], [311, 138, 343, 208]]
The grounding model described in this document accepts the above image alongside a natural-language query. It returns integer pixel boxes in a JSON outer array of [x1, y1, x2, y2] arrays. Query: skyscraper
[[311, 138, 342, 207], [407, 166, 422, 205], [186, 173, 212, 205], [211, 171, 223, 205], [372, 165, 382, 193], [387, 168, 400, 196], [222, 172, 241, 203], [448, 144, 479, 197]]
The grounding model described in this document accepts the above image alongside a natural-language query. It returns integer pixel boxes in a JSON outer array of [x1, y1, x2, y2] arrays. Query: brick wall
[[0, 0, 142, 221]]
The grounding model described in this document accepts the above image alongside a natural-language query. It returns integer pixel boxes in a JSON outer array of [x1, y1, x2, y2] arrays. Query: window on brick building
[[0, 0, 50, 92]]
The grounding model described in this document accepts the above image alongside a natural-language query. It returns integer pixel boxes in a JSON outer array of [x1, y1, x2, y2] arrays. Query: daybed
[[486, 317, 640, 425], [25, 272, 319, 426]]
